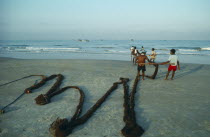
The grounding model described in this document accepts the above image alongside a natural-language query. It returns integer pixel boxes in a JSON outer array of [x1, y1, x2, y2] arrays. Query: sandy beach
[[0, 58, 210, 137]]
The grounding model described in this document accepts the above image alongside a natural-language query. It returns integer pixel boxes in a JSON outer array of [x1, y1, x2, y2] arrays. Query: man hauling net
[[136, 50, 152, 80]]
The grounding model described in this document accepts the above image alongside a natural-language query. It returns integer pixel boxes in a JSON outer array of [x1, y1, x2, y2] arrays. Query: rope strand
[[0, 72, 158, 136]]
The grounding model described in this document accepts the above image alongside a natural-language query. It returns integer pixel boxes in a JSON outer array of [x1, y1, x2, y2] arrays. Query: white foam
[[105, 50, 129, 53], [201, 47, 210, 50], [25, 47, 80, 50], [178, 49, 198, 51]]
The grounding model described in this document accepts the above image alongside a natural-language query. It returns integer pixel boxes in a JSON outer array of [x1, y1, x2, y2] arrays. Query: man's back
[[168, 54, 178, 66]]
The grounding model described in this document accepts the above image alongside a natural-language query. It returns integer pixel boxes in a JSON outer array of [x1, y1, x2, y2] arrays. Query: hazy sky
[[0, 0, 210, 40]]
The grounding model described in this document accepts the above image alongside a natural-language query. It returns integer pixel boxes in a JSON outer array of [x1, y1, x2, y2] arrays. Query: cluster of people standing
[[130, 46, 180, 80]]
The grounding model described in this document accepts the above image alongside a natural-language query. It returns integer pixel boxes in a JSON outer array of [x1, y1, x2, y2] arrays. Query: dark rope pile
[[0, 73, 151, 137], [121, 76, 144, 137], [33, 74, 64, 105], [48, 76, 144, 137]]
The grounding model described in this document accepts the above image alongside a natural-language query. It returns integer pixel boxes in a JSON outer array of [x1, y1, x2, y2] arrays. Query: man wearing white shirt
[[130, 46, 139, 65], [159, 49, 180, 80]]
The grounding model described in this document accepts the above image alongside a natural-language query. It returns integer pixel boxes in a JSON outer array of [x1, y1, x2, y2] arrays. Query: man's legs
[[133, 57, 135, 65], [142, 70, 145, 80], [165, 71, 171, 80], [137, 70, 140, 77], [137, 70, 141, 80], [171, 71, 175, 80]]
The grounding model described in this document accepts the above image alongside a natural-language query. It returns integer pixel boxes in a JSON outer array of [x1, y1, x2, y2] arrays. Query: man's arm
[[177, 60, 180, 70], [158, 55, 170, 65], [158, 61, 170, 65], [146, 56, 152, 63]]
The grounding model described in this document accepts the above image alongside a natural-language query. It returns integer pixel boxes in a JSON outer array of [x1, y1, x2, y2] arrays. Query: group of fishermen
[[130, 46, 180, 80], [130, 46, 156, 64], [130, 46, 157, 80]]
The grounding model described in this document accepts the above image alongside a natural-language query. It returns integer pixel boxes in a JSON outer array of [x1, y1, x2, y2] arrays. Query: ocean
[[0, 40, 210, 64]]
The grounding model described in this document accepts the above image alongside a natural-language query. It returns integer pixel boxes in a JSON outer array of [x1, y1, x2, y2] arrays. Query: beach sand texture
[[0, 58, 210, 137]]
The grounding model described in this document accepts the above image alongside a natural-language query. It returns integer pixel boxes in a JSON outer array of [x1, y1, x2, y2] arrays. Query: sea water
[[0, 40, 210, 64]]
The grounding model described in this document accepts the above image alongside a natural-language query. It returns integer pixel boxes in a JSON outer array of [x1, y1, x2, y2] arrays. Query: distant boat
[[77, 39, 90, 42], [130, 39, 134, 41]]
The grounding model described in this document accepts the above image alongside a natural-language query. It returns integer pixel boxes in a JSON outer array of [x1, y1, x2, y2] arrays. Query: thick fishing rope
[[0, 74, 145, 137], [0, 67, 159, 136], [145, 64, 159, 79], [0, 75, 46, 114], [49, 76, 144, 137]]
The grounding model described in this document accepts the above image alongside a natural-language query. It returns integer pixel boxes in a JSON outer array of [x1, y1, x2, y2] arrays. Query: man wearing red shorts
[[159, 49, 180, 80]]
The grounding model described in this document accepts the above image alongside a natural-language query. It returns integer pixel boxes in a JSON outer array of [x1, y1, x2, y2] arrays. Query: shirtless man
[[136, 51, 151, 80]]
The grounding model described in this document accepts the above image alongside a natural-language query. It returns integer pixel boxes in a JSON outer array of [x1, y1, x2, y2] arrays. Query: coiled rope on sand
[[48, 76, 144, 137], [0, 64, 159, 137]]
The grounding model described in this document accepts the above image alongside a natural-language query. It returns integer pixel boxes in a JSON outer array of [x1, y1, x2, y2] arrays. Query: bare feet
[[164, 78, 168, 80], [142, 78, 145, 80]]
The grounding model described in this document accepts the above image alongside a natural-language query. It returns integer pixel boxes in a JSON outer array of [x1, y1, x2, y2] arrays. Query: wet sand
[[0, 58, 210, 137]]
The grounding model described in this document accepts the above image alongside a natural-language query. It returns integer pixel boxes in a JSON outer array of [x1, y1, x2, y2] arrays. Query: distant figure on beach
[[130, 46, 135, 52], [136, 50, 151, 80], [141, 46, 144, 52], [158, 49, 180, 80], [130, 46, 139, 64], [149, 48, 157, 62]]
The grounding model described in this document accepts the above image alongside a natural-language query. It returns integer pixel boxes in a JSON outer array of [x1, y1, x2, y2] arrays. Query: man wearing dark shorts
[[136, 51, 150, 80], [138, 65, 146, 72]]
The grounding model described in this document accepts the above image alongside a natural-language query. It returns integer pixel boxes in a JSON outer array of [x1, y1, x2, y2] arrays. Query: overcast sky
[[0, 0, 210, 40]]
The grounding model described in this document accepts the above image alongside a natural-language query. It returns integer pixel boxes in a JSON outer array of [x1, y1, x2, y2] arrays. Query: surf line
[[0, 64, 158, 137]]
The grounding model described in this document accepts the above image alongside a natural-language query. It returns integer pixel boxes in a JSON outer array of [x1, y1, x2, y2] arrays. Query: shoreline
[[1, 57, 210, 65], [0, 58, 210, 137]]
